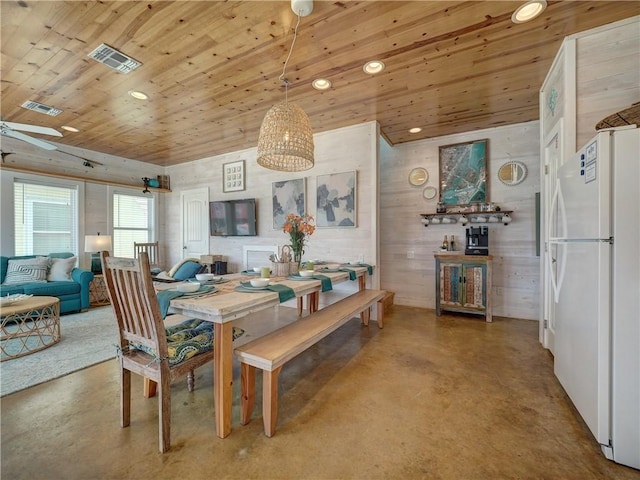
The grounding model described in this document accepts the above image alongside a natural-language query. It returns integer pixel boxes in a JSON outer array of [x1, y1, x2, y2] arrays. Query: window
[[112, 191, 154, 257], [14, 180, 78, 255]]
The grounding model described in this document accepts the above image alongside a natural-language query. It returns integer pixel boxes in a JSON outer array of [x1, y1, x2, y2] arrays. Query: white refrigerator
[[548, 127, 639, 469]]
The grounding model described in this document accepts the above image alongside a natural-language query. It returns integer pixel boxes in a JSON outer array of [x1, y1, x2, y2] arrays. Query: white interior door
[[180, 187, 209, 259], [542, 121, 562, 354]]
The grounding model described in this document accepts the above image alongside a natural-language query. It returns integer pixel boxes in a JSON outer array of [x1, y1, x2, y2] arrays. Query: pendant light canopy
[[256, 0, 314, 172]]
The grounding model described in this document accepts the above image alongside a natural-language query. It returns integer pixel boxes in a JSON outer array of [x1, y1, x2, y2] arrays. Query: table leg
[[214, 322, 234, 438], [359, 272, 367, 322]]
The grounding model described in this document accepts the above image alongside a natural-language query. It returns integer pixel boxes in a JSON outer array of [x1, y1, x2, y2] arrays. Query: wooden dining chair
[[133, 241, 161, 271], [100, 250, 215, 453]]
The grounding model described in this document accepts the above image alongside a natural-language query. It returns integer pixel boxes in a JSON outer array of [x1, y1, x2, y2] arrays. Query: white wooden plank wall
[[575, 17, 640, 148], [379, 121, 541, 320]]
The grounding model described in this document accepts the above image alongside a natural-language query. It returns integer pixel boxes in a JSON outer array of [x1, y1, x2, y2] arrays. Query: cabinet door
[[439, 262, 463, 307], [462, 263, 486, 309]]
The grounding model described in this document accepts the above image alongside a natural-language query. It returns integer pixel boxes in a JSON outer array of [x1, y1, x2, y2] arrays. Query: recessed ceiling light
[[61, 125, 79, 132], [511, 0, 547, 24], [363, 60, 385, 75], [312, 78, 332, 90], [128, 90, 148, 100], [409, 127, 422, 134]]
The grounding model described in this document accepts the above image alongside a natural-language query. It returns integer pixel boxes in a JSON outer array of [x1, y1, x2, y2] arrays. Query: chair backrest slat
[[134, 242, 160, 269], [101, 251, 168, 357]]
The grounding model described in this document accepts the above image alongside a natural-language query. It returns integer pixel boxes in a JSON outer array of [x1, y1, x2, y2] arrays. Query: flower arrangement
[[283, 213, 315, 265]]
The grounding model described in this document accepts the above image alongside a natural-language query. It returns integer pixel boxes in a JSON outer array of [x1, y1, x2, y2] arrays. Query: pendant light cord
[[279, 12, 302, 103]]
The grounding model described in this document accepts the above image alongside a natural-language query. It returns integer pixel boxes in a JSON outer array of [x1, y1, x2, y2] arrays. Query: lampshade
[[256, 102, 314, 171], [84, 235, 112, 253]]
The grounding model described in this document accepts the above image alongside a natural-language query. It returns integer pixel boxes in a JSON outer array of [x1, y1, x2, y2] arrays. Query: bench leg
[[240, 363, 256, 425], [144, 378, 157, 398], [360, 306, 371, 326], [263, 366, 282, 437], [377, 299, 384, 329]]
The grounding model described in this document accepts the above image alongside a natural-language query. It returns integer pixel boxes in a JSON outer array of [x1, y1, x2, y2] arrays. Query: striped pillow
[[2, 257, 49, 285]]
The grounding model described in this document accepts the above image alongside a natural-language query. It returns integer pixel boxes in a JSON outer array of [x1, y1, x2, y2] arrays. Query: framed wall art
[[222, 160, 245, 193], [316, 170, 357, 228], [272, 178, 306, 229], [439, 139, 488, 206]]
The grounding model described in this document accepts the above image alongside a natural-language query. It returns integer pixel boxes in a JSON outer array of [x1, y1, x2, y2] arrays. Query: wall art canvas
[[439, 139, 488, 206], [272, 178, 306, 229], [223, 160, 245, 193], [316, 171, 357, 228]]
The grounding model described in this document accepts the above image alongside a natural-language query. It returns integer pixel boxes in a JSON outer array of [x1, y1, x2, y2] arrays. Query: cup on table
[[261, 266, 270, 278]]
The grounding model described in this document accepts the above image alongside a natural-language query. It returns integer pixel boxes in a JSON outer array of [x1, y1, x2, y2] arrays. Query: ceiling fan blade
[[1, 129, 58, 150], [1, 121, 63, 137]]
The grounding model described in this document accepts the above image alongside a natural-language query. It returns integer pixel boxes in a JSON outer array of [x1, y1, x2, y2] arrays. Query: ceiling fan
[[0, 120, 62, 150]]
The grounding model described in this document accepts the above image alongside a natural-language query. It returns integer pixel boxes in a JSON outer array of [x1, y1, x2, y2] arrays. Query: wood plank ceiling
[[1, 1, 638, 166]]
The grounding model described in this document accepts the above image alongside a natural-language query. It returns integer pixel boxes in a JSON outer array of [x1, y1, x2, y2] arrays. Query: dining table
[[157, 264, 371, 438]]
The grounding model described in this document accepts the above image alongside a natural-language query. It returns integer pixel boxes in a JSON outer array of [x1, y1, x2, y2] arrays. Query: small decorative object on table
[[282, 213, 315, 269]]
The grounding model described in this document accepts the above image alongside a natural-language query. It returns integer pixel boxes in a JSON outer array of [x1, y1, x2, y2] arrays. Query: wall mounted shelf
[[420, 211, 513, 226]]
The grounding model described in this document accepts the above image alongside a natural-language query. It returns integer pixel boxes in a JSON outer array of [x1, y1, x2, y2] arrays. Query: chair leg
[[121, 367, 131, 428], [158, 375, 171, 453], [263, 366, 282, 437], [187, 370, 195, 392], [240, 363, 256, 425]]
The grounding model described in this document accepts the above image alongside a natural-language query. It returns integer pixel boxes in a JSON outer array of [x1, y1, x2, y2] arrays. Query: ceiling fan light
[[363, 60, 385, 75], [257, 102, 314, 172], [511, 0, 546, 24]]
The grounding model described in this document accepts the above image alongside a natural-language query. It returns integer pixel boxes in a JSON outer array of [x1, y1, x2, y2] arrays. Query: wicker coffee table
[[0, 296, 61, 361]]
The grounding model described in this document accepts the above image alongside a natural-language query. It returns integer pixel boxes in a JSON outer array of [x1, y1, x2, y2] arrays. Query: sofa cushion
[[0, 284, 25, 296], [47, 256, 77, 282], [2, 257, 49, 285], [22, 281, 81, 296]]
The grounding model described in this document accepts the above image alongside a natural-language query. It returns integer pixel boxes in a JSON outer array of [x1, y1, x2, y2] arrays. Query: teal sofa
[[0, 252, 94, 314]]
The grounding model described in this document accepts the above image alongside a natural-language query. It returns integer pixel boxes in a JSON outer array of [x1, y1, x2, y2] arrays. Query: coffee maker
[[465, 226, 489, 255]]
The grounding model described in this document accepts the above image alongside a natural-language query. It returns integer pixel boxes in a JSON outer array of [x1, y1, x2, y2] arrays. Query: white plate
[[0, 294, 33, 306], [239, 282, 270, 290]]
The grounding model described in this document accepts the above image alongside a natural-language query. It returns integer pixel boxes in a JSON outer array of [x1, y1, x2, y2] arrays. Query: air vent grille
[[88, 43, 142, 74], [20, 101, 63, 116]]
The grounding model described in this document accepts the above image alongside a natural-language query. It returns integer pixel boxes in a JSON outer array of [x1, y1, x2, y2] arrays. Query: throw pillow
[[172, 261, 204, 281], [47, 256, 77, 281], [2, 257, 49, 284]]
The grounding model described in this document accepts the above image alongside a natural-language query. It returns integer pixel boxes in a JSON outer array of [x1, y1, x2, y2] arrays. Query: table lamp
[[84, 233, 112, 274]]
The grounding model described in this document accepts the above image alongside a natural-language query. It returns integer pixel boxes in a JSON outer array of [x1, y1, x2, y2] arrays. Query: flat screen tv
[[210, 198, 257, 236]]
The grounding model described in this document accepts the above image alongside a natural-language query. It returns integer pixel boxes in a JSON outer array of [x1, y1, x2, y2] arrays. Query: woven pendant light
[[257, 102, 314, 171], [256, 0, 315, 172]]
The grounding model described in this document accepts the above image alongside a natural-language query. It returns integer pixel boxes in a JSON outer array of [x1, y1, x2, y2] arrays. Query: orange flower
[[283, 213, 315, 262]]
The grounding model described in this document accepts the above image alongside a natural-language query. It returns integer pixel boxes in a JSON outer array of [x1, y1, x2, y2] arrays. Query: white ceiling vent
[[88, 43, 142, 74], [20, 100, 63, 116]]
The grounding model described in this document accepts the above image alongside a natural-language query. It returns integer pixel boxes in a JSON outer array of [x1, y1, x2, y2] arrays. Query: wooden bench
[[234, 289, 386, 437]]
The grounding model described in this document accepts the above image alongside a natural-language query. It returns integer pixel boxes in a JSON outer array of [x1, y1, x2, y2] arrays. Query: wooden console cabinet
[[435, 254, 492, 322]]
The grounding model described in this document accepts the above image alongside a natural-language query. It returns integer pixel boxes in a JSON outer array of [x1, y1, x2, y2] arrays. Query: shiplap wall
[[575, 16, 640, 149], [379, 121, 541, 320], [164, 122, 380, 300]]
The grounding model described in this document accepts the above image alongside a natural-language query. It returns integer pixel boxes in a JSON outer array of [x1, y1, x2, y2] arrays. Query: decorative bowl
[[196, 273, 216, 281], [299, 270, 315, 277], [253, 266, 268, 273], [177, 282, 201, 293], [249, 278, 270, 288]]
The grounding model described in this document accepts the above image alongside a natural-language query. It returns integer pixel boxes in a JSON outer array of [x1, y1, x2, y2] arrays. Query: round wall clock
[[409, 167, 428, 186]]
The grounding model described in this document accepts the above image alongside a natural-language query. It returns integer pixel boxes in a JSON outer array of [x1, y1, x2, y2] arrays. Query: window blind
[[112, 192, 152, 257], [14, 180, 78, 256]]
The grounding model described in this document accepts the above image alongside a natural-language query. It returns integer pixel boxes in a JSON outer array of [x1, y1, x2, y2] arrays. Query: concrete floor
[[2, 305, 639, 480]]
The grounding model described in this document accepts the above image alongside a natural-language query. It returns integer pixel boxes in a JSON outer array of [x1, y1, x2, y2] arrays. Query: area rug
[[1, 306, 119, 396]]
